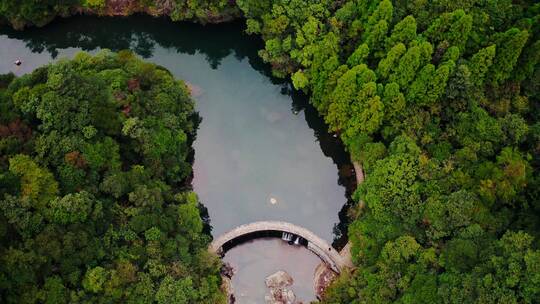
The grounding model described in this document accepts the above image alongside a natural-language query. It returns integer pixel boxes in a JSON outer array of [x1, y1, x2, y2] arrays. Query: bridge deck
[[209, 221, 353, 272]]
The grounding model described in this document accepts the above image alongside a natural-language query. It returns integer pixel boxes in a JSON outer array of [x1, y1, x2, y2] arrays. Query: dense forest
[[0, 0, 241, 29], [237, 1, 540, 303], [0, 51, 225, 303], [1, 0, 540, 303]]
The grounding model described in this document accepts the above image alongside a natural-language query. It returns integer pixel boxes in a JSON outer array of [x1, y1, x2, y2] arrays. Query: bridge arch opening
[[218, 230, 309, 253]]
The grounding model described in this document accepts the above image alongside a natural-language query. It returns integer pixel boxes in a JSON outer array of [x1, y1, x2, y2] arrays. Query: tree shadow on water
[[0, 14, 265, 72], [287, 85, 356, 249]]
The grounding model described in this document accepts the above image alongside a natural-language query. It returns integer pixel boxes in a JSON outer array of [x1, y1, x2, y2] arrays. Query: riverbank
[[1, 0, 241, 30]]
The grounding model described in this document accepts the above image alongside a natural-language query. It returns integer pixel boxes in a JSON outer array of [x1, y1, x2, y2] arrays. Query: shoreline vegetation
[[0, 0, 241, 30], [0, 51, 225, 303], [2, 1, 540, 303]]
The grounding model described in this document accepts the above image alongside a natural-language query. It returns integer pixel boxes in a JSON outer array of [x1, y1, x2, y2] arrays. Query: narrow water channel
[[0, 16, 353, 302]]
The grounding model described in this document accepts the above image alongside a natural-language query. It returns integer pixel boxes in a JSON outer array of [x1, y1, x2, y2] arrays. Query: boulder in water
[[265, 271, 301, 304], [265, 270, 293, 288]]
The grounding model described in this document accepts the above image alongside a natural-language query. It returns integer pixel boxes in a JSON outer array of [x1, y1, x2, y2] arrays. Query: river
[[0, 15, 353, 303]]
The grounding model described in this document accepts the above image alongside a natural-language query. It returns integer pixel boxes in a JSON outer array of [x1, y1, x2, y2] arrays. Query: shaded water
[[0, 16, 353, 302]]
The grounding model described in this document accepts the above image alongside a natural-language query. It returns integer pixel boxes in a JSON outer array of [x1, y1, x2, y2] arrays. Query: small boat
[[14, 59, 22, 66]]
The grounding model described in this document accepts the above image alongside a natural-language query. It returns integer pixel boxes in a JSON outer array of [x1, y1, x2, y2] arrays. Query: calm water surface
[[223, 238, 322, 303], [0, 16, 352, 302]]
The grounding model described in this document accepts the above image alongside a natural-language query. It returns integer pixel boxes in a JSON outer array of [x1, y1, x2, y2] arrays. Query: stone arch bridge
[[209, 221, 353, 273]]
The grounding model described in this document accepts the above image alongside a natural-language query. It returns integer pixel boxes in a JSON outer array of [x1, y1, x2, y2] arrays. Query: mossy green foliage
[[83, 0, 106, 10], [0, 0, 79, 28], [0, 51, 225, 303], [237, 0, 540, 303]]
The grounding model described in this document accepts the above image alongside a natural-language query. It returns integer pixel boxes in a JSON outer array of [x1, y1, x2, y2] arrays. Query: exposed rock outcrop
[[313, 263, 337, 299], [264, 271, 301, 304], [221, 275, 234, 304], [265, 270, 293, 288], [221, 262, 235, 279]]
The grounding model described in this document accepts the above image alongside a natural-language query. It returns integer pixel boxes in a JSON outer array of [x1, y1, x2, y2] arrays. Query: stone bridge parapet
[[209, 221, 353, 273]]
